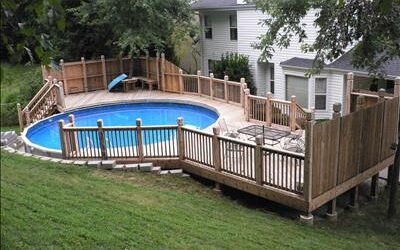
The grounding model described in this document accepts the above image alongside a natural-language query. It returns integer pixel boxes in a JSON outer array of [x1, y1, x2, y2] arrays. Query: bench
[[122, 77, 157, 92]]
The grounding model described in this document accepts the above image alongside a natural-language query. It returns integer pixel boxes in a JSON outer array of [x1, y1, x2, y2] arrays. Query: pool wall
[[22, 99, 220, 158]]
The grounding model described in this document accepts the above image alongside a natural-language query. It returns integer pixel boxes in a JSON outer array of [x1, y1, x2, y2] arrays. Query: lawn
[[1, 151, 399, 249]]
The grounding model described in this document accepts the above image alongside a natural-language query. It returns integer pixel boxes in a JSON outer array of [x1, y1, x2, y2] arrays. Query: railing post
[[197, 70, 202, 96], [97, 119, 107, 160], [68, 114, 79, 153], [266, 92, 273, 127], [161, 53, 166, 91], [145, 50, 150, 79], [304, 110, 315, 204], [60, 59, 68, 95], [224, 75, 229, 102], [344, 72, 354, 115], [25, 111, 31, 126], [136, 118, 144, 162], [58, 120, 67, 159], [156, 52, 160, 89], [209, 73, 214, 99], [101, 55, 107, 89], [240, 78, 245, 106], [177, 117, 184, 160], [56, 81, 66, 110], [255, 135, 264, 185], [81, 57, 88, 92], [212, 127, 221, 172], [332, 103, 341, 119], [244, 88, 250, 121], [290, 95, 297, 131], [179, 69, 184, 94], [17, 103, 24, 132]]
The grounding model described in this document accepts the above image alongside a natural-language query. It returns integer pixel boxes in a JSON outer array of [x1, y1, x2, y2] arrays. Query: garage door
[[286, 75, 308, 108]]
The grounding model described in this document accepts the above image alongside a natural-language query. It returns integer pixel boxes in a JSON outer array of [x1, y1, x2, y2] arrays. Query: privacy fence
[[57, 96, 399, 213]]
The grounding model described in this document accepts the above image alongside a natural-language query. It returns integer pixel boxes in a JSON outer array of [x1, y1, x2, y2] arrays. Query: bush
[[213, 53, 256, 94]]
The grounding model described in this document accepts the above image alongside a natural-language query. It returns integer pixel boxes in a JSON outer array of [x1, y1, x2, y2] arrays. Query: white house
[[192, 0, 400, 119]]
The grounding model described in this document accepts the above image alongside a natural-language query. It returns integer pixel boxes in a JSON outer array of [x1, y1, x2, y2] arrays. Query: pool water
[[25, 102, 219, 150]]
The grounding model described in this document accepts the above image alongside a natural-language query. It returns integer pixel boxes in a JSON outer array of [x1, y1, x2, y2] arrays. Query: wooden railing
[[246, 94, 308, 131], [59, 115, 305, 196], [17, 78, 65, 131]]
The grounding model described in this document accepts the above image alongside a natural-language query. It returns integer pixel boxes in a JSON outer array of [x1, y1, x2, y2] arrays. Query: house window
[[286, 75, 309, 108], [270, 63, 275, 94], [229, 14, 238, 40], [204, 16, 212, 39], [315, 78, 327, 110]]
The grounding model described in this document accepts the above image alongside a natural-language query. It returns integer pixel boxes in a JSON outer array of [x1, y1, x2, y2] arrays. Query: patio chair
[[218, 118, 240, 138], [280, 130, 305, 153]]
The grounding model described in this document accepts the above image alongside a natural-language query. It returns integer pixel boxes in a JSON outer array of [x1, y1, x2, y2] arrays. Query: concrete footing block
[[39, 156, 51, 161], [151, 166, 161, 174], [4, 147, 16, 153], [159, 170, 169, 175], [125, 164, 139, 171], [113, 165, 125, 171], [299, 214, 314, 225], [326, 212, 338, 222], [73, 160, 87, 166], [60, 159, 74, 164], [138, 162, 153, 172], [348, 203, 359, 212], [169, 169, 183, 175], [100, 160, 116, 170], [50, 158, 62, 163], [182, 173, 190, 177], [22, 153, 33, 157], [87, 160, 101, 168]]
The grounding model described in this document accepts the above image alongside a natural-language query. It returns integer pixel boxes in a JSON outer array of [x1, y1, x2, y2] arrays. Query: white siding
[[199, 12, 238, 74]]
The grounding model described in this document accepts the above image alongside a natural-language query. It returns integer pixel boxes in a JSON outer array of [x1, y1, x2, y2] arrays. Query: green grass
[[0, 125, 20, 134], [1, 151, 399, 249]]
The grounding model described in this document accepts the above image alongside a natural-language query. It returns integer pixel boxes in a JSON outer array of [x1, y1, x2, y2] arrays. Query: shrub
[[213, 53, 256, 94]]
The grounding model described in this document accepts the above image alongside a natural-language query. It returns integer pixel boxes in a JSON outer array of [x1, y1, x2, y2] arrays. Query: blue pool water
[[25, 102, 219, 150]]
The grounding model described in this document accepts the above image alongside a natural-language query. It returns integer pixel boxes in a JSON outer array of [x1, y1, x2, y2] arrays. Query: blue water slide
[[108, 74, 128, 91]]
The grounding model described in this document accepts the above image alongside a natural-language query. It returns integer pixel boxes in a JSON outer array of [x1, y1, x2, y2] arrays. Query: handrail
[[22, 79, 51, 112], [28, 84, 58, 114]]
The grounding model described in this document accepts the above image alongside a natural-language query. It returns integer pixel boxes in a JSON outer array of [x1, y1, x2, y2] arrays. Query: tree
[[0, 0, 65, 64], [213, 53, 256, 94], [251, 0, 400, 76], [73, 0, 195, 60]]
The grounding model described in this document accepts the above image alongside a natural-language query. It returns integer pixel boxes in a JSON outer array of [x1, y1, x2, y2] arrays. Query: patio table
[[237, 125, 290, 146]]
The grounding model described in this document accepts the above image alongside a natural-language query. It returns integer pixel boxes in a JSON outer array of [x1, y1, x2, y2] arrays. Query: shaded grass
[[1, 151, 399, 249], [0, 125, 20, 134]]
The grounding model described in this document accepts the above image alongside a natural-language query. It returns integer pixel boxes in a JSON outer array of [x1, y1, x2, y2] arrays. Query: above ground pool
[[24, 102, 219, 151]]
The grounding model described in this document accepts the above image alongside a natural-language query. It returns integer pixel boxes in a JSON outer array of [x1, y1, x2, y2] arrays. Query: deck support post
[[348, 186, 359, 211], [97, 119, 107, 160], [370, 174, 379, 200], [58, 120, 66, 159], [224, 75, 229, 103], [177, 117, 184, 161], [255, 135, 264, 185], [101, 55, 107, 89], [179, 69, 184, 94], [388, 136, 400, 218], [244, 89, 250, 121], [17, 103, 24, 133], [136, 119, 144, 162], [289, 95, 297, 131], [209, 73, 214, 99]]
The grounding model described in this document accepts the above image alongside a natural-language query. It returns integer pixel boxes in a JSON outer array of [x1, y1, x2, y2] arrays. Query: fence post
[[161, 53, 166, 91], [244, 88, 250, 121], [81, 57, 88, 92], [60, 59, 68, 95], [224, 75, 229, 102], [266, 92, 273, 127], [290, 95, 297, 131], [197, 70, 202, 96], [156, 52, 160, 89], [255, 135, 264, 185], [145, 50, 150, 79], [97, 119, 107, 160], [177, 117, 184, 160], [344, 72, 354, 115], [136, 118, 144, 162], [209, 73, 214, 99], [58, 120, 67, 159], [68, 114, 79, 153], [302, 110, 315, 223], [394, 77, 400, 97], [378, 88, 386, 103], [212, 127, 221, 171], [25, 111, 31, 126], [240, 78, 246, 107], [17, 103, 24, 132], [119, 55, 123, 74], [179, 69, 184, 94], [101, 55, 107, 89]]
